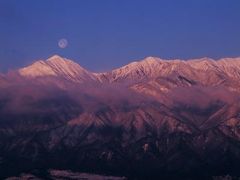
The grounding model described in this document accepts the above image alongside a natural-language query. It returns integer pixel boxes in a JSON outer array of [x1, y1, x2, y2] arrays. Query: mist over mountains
[[1, 55, 240, 179]]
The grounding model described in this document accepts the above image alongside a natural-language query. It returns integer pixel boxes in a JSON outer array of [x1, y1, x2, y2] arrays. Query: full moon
[[58, 38, 68, 49]]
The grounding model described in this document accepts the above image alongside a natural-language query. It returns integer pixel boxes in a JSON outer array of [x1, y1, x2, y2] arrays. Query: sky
[[0, 0, 240, 72]]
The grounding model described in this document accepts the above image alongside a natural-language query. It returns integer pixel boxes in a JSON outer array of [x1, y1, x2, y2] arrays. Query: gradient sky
[[0, 0, 240, 72]]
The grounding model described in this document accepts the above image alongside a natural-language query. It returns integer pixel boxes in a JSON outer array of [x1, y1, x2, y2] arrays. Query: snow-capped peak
[[46, 55, 78, 66], [141, 56, 161, 63], [98, 57, 166, 82], [187, 58, 218, 71], [47, 54, 63, 60], [19, 55, 97, 82]]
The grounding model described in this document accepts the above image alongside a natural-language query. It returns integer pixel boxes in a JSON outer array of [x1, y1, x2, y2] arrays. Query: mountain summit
[[19, 55, 97, 82]]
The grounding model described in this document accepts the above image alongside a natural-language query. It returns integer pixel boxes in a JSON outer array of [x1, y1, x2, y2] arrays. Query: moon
[[58, 38, 68, 49]]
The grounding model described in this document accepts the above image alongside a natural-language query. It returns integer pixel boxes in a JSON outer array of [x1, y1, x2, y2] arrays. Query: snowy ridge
[[18, 55, 240, 85]]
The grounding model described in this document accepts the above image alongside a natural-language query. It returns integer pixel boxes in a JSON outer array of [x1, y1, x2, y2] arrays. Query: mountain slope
[[0, 82, 239, 179], [1, 55, 240, 179], [96, 57, 240, 93], [97, 57, 200, 83]]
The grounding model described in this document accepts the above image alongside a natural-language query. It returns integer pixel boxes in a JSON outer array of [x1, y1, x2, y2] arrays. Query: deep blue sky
[[0, 0, 240, 72]]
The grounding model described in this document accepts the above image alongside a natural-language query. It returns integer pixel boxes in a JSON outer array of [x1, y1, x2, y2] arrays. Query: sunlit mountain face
[[1, 55, 240, 179]]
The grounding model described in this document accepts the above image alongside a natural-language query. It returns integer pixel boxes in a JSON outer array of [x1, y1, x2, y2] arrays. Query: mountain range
[[1, 55, 240, 179]]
